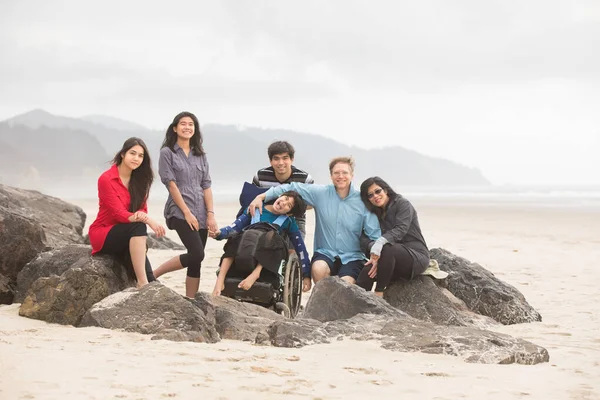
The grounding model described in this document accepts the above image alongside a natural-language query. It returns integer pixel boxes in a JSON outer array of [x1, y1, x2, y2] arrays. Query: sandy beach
[[1, 197, 599, 399]]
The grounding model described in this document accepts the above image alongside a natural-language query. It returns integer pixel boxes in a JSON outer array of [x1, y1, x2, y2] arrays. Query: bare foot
[[374, 291, 384, 297], [238, 274, 259, 290], [136, 281, 149, 290], [212, 281, 225, 296]]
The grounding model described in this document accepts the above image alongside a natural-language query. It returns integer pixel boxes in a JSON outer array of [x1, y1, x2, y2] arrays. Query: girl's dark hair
[[112, 137, 154, 212], [161, 111, 205, 156], [359, 176, 398, 218], [280, 190, 307, 218]]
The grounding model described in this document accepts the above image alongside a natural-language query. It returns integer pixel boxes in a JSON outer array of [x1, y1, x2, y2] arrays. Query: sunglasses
[[367, 188, 384, 199]]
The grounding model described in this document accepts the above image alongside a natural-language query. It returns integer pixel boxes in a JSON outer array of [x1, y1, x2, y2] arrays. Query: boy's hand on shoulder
[[248, 195, 265, 216]]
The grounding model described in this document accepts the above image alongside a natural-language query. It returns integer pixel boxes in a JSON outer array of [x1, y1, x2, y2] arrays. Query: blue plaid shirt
[[265, 182, 381, 264]]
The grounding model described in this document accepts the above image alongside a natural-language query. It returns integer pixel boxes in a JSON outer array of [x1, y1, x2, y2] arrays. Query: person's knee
[[340, 275, 356, 284], [130, 222, 147, 236], [187, 245, 205, 264], [380, 244, 393, 258], [186, 247, 205, 278], [356, 269, 374, 291], [311, 261, 330, 282], [129, 235, 147, 246]]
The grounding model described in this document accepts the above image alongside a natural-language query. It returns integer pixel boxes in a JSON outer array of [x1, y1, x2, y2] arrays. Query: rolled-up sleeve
[[158, 148, 176, 187], [200, 154, 211, 189]]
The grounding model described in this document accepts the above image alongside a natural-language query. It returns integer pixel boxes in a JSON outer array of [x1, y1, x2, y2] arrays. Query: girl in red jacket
[[89, 137, 166, 288]]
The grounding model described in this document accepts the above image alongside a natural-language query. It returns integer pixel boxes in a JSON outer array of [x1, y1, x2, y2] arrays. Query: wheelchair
[[218, 182, 304, 318]]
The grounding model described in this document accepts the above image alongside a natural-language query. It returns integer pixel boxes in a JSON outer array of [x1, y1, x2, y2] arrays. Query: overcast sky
[[1, 0, 599, 185]]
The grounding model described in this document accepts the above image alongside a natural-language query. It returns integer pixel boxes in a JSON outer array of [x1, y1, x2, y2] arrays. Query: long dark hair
[[112, 137, 154, 212], [360, 176, 398, 218], [161, 111, 205, 156]]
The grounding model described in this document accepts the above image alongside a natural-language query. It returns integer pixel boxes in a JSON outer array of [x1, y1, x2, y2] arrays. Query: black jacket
[[360, 194, 429, 276]]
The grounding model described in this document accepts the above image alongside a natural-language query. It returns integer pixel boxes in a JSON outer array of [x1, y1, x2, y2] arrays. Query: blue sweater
[[265, 182, 380, 263], [217, 207, 311, 277]]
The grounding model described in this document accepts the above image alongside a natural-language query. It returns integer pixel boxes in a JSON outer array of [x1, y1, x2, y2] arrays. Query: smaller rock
[[430, 248, 542, 325], [146, 234, 185, 250], [268, 318, 330, 348], [302, 276, 408, 322], [384, 275, 498, 328], [193, 292, 283, 342], [81, 283, 219, 343]]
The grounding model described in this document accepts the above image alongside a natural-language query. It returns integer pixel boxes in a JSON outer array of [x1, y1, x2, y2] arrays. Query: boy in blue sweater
[[210, 191, 310, 296]]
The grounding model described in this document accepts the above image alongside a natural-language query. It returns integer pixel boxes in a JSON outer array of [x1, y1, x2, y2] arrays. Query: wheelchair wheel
[[282, 253, 302, 318]]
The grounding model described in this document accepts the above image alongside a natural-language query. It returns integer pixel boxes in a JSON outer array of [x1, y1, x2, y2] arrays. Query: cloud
[[1, 0, 599, 184]]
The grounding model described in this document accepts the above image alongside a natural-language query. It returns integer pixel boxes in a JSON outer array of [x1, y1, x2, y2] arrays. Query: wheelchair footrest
[[222, 278, 277, 305]]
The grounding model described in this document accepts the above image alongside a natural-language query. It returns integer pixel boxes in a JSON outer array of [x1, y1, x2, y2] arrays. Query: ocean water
[[16, 179, 600, 211], [398, 185, 600, 210]]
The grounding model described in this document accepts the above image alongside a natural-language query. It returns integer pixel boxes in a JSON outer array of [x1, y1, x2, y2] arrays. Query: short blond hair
[[329, 156, 355, 174]]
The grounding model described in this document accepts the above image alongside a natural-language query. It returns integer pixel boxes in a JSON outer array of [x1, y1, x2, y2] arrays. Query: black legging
[[168, 217, 208, 278], [356, 243, 414, 292], [100, 222, 155, 282]]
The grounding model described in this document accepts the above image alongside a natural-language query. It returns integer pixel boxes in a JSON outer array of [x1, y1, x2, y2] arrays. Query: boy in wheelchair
[[209, 191, 310, 299]]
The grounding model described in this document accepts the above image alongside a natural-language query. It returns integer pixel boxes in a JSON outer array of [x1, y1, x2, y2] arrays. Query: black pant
[[99, 223, 155, 282], [168, 217, 208, 278], [356, 243, 414, 292]]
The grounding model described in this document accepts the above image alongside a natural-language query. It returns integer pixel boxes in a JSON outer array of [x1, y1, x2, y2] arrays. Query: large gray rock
[[0, 184, 86, 247], [81, 283, 219, 343], [267, 313, 549, 365], [0, 207, 47, 286], [15, 244, 128, 302], [384, 275, 498, 328], [193, 292, 283, 342], [377, 316, 549, 364], [0, 273, 14, 304], [83, 233, 185, 251], [302, 276, 408, 322], [146, 233, 185, 250], [430, 248, 542, 325], [18, 245, 134, 325], [0, 184, 86, 304]]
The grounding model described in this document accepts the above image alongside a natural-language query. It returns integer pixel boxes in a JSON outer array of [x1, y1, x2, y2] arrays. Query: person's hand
[[365, 254, 379, 278], [302, 277, 312, 292], [148, 219, 166, 238], [212, 281, 224, 296], [247, 196, 264, 217], [183, 209, 199, 231], [133, 211, 148, 223], [207, 212, 218, 233], [208, 229, 220, 239]]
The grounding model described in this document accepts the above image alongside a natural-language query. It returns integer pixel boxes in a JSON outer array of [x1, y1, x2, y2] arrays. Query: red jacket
[[89, 164, 148, 254]]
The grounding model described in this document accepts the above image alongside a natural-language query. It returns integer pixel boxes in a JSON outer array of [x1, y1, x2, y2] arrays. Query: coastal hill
[[1, 109, 489, 195]]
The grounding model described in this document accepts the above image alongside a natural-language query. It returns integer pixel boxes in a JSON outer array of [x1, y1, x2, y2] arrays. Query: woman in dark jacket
[[357, 177, 429, 296]]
